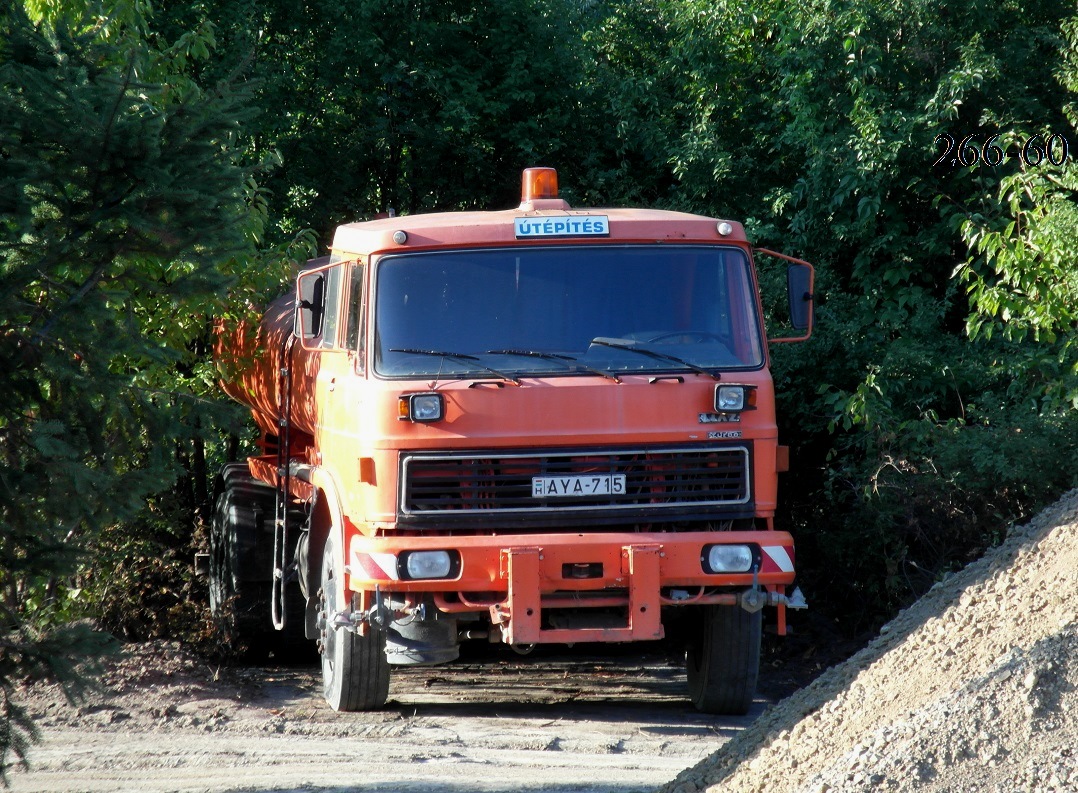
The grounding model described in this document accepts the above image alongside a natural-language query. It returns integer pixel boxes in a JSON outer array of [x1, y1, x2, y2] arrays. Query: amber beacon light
[[522, 167, 559, 202]]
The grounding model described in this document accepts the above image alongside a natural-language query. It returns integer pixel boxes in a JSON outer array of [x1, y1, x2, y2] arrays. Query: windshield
[[373, 245, 764, 379]]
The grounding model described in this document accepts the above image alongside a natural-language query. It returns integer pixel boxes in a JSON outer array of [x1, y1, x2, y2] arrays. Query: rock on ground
[[660, 488, 1078, 793]]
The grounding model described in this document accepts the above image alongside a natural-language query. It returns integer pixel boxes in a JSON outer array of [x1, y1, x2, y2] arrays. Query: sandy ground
[[662, 488, 1078, 793]]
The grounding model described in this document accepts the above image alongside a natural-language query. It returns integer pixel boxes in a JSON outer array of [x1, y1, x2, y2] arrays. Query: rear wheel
[[209, 469, 275, 658], [686, 604, 761, 715], [319, 537, 390, 711], [208, 465, 309, 661]]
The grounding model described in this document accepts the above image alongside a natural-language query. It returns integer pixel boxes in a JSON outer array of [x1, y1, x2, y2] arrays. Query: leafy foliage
[[604, 0, 1078, 625], [957, 162, 1078, 406], [157, 0, 594, 241], [0, 1, 277, 775]]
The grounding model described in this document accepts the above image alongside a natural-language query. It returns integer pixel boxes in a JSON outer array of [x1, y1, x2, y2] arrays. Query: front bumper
[[346, 530, 796, 644]]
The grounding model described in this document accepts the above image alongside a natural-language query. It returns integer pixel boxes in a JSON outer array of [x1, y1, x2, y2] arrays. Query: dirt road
[[13, 491, 1078, 793], [13, 643, 795, 793]]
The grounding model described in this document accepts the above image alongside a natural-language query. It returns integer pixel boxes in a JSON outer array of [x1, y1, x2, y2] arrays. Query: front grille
[[400, 444, 750, 520]]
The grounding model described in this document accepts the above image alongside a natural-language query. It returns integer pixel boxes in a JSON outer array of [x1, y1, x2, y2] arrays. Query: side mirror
[[753, 248, 815, 343], [295, 271, 326, 340], [787, 263, 814, 331]]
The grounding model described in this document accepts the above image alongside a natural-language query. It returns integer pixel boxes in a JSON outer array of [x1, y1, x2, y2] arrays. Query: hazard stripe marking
[[352, 551, 399, 581], [762, 545, 794, 573]]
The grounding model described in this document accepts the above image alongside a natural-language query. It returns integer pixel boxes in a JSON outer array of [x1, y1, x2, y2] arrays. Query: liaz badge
[[699, 412, 741, 424]]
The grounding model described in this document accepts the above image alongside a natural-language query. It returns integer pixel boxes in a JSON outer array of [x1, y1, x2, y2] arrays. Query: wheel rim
[[208, 494, 232, 617], [320, 547, 339, 694]]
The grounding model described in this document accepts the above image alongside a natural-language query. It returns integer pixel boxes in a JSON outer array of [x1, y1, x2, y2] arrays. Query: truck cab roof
[[331, 206, 748, 258]]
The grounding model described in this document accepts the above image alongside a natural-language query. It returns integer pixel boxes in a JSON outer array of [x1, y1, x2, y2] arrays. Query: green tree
[[0, 2, 268, 775], [569, 0, 687, 206], [157, 0, 596, 244], [765, 0, 1078, 622], [662, 0, 1078, 625]]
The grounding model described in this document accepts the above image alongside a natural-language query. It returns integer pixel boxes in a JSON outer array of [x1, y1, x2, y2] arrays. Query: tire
[[319, 537, 390, 711], [209, 465, 309, 662], [685, 604, 762, 715]]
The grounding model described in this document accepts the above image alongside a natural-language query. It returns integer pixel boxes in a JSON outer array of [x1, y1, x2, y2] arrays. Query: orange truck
[[210, 167, 813, 715]]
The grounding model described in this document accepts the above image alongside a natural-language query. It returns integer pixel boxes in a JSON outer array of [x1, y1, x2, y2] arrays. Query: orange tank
[[215, 293, 320, 442]]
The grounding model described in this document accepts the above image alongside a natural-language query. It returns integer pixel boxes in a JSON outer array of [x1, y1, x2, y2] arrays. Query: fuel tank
[[216, 293, 320, 440]]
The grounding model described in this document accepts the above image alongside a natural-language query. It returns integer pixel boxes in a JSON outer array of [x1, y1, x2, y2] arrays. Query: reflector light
[[522, 167, 559, 202]]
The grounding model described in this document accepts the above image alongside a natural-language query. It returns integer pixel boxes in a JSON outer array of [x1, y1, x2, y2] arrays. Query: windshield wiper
[[389, 348, 522, 385], [486, 349, 622, 384], [589, 337, 721, 381]]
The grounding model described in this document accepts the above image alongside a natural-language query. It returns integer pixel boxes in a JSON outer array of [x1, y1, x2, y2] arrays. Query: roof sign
[[514, 216, 609, 239]]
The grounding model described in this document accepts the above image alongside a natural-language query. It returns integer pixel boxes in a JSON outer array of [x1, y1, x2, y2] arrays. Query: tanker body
[[210, 168, 814, 714]]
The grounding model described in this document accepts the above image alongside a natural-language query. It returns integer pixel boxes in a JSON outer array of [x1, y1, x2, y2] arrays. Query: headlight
[[715, 385, 746, 412], [399, 393, 444, 423], [400, 550, 459, 580], [702, 544, 754, 574]]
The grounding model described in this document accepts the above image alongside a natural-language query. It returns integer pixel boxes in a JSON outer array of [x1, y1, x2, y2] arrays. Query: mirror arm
[[754, 248, 816, 344]]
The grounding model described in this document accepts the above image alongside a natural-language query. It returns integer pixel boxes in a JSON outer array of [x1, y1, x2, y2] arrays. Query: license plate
[[532, 474, 626, 498]]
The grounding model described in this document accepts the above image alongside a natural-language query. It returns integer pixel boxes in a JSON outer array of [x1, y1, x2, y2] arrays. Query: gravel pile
[[661, 488, 1078, 793]]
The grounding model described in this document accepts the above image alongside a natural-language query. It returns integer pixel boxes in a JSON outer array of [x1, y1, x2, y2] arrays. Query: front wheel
[[686, 605, 761, 715], [319, 537, 390, 711]]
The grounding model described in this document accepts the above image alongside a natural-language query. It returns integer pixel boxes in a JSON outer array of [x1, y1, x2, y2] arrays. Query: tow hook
[[327, 589, 392, 634], [784, 586, 809, 609], [739, 585, 810, 613], [341, 593, 445, 633], [365, 587, 392, 629], [740, 564, 766, 613]]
